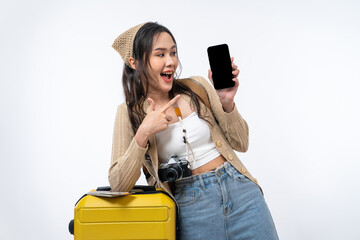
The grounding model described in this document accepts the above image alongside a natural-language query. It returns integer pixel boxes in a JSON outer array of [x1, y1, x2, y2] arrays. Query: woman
[[109, 22, 278, 239]]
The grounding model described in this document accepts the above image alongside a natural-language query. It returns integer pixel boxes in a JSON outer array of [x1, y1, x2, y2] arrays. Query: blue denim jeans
[[174, 162, 278, 240]]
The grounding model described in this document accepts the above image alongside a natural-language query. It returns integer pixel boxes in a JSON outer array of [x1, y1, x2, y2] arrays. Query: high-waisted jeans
[[174, 162, 279, 240]]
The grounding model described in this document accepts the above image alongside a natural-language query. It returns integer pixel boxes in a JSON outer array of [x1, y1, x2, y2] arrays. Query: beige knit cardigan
[[108, 76, 260, 196]]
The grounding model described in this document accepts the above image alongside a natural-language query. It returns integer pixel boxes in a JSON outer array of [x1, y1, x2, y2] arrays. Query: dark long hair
[[122, 22, 207, 133]]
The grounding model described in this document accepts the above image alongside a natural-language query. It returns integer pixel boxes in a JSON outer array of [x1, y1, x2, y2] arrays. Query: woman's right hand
[[135, 95, 180, 148]]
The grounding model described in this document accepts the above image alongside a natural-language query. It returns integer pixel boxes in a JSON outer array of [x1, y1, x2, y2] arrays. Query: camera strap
[[172, 101, 196, 168]]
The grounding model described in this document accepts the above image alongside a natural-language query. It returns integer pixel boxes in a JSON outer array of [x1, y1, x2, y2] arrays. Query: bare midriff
[[191, 155, 227, 175]]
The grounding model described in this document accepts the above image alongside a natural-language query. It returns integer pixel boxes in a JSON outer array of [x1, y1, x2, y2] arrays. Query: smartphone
[[207, 44, 234, 90]]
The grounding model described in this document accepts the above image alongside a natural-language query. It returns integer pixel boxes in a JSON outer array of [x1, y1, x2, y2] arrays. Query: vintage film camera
[[158, 155, 192, 182]]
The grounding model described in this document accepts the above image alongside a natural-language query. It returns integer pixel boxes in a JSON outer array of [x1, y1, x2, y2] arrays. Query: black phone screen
[[207, 44, 234, 90]]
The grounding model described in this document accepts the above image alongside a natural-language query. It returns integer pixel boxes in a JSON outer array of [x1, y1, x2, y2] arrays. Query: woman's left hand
[[208, 57, 240, 113]]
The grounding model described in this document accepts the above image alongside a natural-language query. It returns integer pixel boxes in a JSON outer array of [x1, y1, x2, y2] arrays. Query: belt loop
[[198, 174, 206, 191], [224, 161, 233, 178]]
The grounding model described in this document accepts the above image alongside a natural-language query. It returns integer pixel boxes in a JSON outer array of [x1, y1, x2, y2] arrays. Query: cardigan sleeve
[[108, 104, 148, 192], [190, 76, 249, 152]]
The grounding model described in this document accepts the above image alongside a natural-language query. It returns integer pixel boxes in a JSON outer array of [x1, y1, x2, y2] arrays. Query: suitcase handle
[[96, 185, 156, 192], [96, 186, 111, 191], [133, 185, 156, 192]]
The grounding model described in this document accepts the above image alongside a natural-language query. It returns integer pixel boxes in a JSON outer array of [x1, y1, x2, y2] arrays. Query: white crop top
[[155, 112, 221, 170]]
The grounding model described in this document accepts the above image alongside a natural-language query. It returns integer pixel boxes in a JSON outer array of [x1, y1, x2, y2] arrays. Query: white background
[[1, 0, 359, 239]]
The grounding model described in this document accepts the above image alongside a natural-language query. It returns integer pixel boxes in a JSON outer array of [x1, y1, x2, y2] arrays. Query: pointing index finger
[[159, 95, 181, 112]]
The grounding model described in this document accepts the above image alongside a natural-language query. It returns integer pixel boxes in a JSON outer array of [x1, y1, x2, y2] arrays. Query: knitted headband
[[112, 22, 148, 67]]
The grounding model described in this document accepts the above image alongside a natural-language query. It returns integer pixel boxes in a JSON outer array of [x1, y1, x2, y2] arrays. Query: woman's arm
[[108, 104, 148, 192], [190, 75, 249, 152]]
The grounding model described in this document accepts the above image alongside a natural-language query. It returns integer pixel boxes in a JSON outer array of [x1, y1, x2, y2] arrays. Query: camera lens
[[165, 167, 180, 182]]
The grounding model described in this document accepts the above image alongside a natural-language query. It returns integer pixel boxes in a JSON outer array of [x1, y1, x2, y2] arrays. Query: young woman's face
[[147, 32, 178, 95]]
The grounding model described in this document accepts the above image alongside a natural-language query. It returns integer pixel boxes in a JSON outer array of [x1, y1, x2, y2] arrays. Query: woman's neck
[[147, 91, 172, 106]]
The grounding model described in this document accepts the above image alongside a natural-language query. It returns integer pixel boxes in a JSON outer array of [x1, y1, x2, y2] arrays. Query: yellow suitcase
[[69, 186, 176, 240]]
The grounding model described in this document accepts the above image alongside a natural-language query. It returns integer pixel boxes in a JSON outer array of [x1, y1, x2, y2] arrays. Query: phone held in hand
[[207, 44, 234, 90]]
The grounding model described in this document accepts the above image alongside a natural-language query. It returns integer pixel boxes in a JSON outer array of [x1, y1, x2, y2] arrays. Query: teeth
[[161, 72, 173, 75]]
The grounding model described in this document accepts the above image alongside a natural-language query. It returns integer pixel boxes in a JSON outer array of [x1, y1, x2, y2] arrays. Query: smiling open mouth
[[160, 71, 173, 81]]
